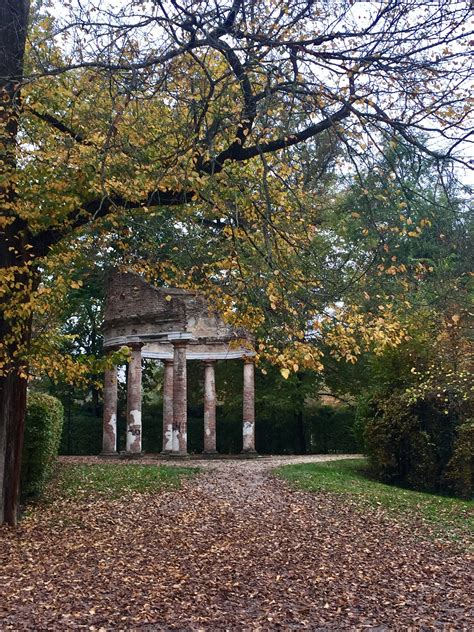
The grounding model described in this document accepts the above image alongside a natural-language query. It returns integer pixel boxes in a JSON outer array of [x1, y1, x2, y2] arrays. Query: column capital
[[170, 340, 188, 349], [168, 332, 194, 346], [127, 342, 144, 351], [203, 359, 217, 366]]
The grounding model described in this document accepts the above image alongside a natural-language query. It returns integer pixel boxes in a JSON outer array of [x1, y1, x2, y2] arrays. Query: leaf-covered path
[[1, 455, 472, 630]]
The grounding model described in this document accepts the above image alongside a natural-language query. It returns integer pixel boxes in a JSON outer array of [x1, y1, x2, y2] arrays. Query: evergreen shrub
[[22, 392, 64, 499], [443, 420, 473, 500], [363, 392, 472, 498]]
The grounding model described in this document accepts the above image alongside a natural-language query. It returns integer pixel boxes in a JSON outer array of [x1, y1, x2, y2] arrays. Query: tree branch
[[26, 106, 93, 146], [200, 103, 351, 174]]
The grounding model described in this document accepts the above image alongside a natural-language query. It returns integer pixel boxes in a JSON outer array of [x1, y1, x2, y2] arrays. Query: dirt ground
[[1, 454, 472, 630]]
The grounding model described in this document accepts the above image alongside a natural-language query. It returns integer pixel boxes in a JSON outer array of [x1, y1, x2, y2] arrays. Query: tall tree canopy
[[1, 0, 472, 523]]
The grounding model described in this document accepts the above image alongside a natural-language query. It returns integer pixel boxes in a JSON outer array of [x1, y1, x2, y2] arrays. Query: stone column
[[172, 341, 188, 455], [162, 359, 174, 453], [242, 360, 256, 454], [203, 360, 217, 454], [102, 365, 118, 455], [126, 346, 143, 455]]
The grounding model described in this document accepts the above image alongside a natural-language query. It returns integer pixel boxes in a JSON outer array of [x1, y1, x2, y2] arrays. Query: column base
[[99, 451, 119, 458], [120, 450, 144, 459], [240, 449, 259, 458], [165, 451, 189, 459], [202, 450, 219, 458]]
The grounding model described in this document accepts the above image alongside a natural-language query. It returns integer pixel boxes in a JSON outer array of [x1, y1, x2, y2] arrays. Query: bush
[[443, 420, 473, 500], [22, 392, 64, 499], [364, 393, 438, 491], [363, 392, 472, 498]]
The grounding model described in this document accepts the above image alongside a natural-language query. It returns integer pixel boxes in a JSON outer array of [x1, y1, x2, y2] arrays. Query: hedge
[[363, 392, 472, 499], [443, 420, 473, 500], [57, 398, 359, 455], [22, 392, 64, 499]]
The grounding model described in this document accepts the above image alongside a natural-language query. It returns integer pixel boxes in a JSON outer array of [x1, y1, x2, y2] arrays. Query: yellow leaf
[[280, 368, 290, 379]]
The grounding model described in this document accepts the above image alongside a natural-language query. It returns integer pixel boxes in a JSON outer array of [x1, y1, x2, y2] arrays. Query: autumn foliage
[[1, 0, 473, 523]]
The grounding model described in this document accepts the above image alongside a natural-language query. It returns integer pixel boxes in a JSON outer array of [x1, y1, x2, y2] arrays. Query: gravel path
[[1, 455, 472, 630]]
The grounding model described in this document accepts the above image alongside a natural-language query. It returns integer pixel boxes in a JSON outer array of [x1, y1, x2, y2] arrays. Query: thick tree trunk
[[0, 368, 28, 525], [0, 0, 31, 525], [0, 233, 35, 525]]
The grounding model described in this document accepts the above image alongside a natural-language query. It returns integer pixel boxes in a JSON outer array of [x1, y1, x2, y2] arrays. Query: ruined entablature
[[103, 271, 253, 360]]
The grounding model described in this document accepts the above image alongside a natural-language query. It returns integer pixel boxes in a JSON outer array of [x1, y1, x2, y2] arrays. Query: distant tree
[[1, 0, 472, 522]]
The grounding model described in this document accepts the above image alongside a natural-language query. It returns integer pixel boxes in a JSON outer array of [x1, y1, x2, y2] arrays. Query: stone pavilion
[[101, 271, 256, 457]]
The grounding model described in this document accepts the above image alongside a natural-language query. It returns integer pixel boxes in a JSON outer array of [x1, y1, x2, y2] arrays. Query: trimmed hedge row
[[58, 399, 360, 456], [22, 392, 64, 499]]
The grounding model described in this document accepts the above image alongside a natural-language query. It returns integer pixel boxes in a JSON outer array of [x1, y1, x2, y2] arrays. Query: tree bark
[[0, 0, 31, 525], [0, 367, 28, 525]]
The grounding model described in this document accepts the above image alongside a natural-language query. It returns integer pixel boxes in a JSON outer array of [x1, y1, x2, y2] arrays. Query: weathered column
[[161, 359, 174, 453], [172, 341, 188, 455], [203, 360, 217, 454], [126, 346, 143, 455], [101, 365, 118, 455], [242, 359, 256, 454]]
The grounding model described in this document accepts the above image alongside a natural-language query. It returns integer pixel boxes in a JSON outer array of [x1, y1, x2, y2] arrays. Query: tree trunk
[[0, 368, 28, 525], [0, 234, 36, 525], [0, 0, 31, 525]]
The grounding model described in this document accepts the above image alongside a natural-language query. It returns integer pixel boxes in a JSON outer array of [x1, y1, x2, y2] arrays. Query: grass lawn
[[275, 458, 473, 545], [43, 462, 198, 502]]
